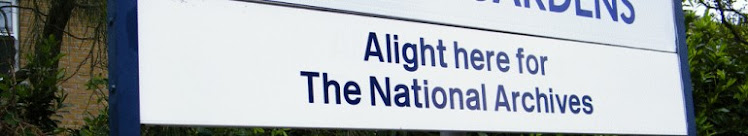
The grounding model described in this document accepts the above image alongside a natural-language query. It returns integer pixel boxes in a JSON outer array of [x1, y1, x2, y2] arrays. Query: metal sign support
[[108, 0, 141, 135]]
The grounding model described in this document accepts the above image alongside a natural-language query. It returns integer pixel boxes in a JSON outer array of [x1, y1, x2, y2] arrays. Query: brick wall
[[18, 1, 108, 129]]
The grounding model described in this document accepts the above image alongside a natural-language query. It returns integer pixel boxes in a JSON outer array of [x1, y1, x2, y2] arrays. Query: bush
[[685, 10, 748, 135], [0, 36, 67, 135]]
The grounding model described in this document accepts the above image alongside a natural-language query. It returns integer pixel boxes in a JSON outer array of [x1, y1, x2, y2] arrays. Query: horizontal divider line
[[235, 0, 676, 54]]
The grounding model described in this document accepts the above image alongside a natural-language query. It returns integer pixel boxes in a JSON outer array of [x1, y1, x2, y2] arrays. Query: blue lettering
[[420, 38, 437, 67], [494, 85, 511, 111], [432, 87, 447, 109], [555, 94, 568, 113], [595, 0, 619, 21], [569, 95, 581, 114], [522, 92, 535, 112], [412, 79, 423, 108], [449, 88, 465, 109], [402, 43, 419, 72], [523, 0, 547, 10], [436, 40, 449, 68], [323, 73, 341, 104], [582, 95, 594, 114], [515, 48, 525, 74], [454, 42, 469, 69], [364, 32, 384, 62], [300, 71, 319, 103], [575, 0, 593, 18], [370, 76, 391, 106], [344, 81, 361, 105], [535, 87, 549, 113], [466, 89, 481, 110], [621, 0, 636, 24], [471, 49, 485, 70], [394, 84, 411, 107], [496, 51, 511, 72], [549, 0, 571, 12]]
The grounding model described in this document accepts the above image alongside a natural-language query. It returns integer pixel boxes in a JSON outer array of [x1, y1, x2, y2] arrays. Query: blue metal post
[[108, 0, 140, 135], [672, 0, 697, 136]]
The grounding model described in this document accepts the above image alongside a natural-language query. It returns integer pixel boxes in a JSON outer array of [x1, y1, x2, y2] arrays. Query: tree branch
[[713, 0, 748, 45]]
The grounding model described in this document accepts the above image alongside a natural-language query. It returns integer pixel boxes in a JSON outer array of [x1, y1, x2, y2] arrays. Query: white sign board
[[138, 0, 687, 135]]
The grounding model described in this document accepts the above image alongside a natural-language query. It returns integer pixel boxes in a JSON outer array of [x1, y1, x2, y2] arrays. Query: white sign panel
[[138, 0, 687, 135], [268, 0, 677, 52]]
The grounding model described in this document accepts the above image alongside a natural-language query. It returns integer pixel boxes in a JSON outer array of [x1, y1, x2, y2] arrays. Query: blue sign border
[[107, 0, 696, 135], [672, 0, 697, 135], [108, 0, 140, 135]]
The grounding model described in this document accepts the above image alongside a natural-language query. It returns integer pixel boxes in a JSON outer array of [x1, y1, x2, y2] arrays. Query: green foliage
[[76, 109, 109, 136], [685, 9, 748, 135], [60, 75, 109, 136], [0, 36, 67, 135]]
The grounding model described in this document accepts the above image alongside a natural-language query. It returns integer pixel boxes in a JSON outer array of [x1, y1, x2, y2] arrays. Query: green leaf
[[0, 83, 8, 91], [725, 78, 737, 88], [3, 113, 18, 126], [717, 108, 730, 113]]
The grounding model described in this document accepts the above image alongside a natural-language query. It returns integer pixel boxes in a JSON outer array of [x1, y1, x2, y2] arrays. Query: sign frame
[[107, 0, 696, 135]]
